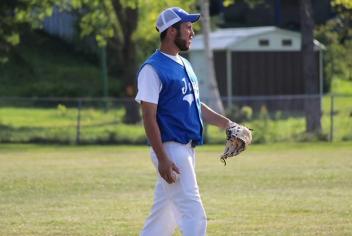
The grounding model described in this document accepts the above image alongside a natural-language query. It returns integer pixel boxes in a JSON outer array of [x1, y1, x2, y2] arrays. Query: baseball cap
[[156, 7, 200, 33]]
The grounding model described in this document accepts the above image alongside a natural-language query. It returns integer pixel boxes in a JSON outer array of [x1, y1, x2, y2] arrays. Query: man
[[136, 7, 234, 236]]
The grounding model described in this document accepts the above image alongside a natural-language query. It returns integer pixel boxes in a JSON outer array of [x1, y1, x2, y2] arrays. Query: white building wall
[[231, 31, 301, 51]]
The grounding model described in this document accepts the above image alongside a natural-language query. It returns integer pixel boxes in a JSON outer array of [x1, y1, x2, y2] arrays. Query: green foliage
[[293, 131, 329, 142], [1, 0, 203, 101], [315, 0, 352, 92], [258, 104, 269, 120], [332, 0, 352, 9], [57, 104, 68, 116], [225, 105, 253, 123], [5, 33, 20, 46], [1, 0, 62, 62], [15, 1, 55, 28], [274, 110, 283, 120], [71, 0, 117, 47], [0, 1, 21, 63], [0, 31, 121, 97], [315, 25, 352, 89], [331, 78, 352, 94], [54, 0, 198, 48], [134, 0, 201, 64], [223, 0, 263, 8], [1, 0, 199, 63], [211, 95, 352, 144], [241, 106, 253, 120]]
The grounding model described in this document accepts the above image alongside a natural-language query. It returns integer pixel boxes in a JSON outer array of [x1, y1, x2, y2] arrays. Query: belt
[[164, 140, 198, 148], [191, 140, 197, 148]]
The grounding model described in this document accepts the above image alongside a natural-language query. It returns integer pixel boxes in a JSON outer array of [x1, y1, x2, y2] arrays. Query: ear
[[167, 27, 178, 38]]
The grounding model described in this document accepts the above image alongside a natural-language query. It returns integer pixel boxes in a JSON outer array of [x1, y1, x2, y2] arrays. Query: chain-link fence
[[212, 94, 352, 143], [0, 95, 351, 144]]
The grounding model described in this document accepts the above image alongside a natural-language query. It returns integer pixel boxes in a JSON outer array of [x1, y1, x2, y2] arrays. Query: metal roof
[[190, 26, 325, 51]]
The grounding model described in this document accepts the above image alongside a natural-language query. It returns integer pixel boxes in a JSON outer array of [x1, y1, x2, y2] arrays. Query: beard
[[174, 30, 189, 51]]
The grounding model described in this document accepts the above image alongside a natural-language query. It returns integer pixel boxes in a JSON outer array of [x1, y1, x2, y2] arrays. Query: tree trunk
[[112, 0, 141, 124], [199, 0, 224, 114], [299, 0, 322, 134]]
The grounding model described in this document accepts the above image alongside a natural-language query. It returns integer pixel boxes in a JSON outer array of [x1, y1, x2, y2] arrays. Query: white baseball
[[171, 171, 179, 182]]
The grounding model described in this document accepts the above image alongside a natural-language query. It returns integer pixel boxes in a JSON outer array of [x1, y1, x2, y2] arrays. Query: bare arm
[[141, 101, 179, 184], [201, 102, 233, 129]]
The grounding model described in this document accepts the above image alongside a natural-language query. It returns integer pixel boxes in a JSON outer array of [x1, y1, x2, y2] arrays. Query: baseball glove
[[220, 123, 252, 165]]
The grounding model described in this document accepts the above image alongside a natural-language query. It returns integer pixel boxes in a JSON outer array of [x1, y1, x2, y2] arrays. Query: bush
[[226, 105, 253, 123], [57, 104, 68, 116]]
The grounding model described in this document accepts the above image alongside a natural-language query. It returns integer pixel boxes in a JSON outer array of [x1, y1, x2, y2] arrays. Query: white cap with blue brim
[[156, 7, 200, 33]]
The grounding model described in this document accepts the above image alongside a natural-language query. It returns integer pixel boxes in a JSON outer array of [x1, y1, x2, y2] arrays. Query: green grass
[[0, 94, 352, 144], [0, 143, 352, 235], [0, 106, 146, 144], [321, 95, 352, 141], [331, 78, 352, 95]]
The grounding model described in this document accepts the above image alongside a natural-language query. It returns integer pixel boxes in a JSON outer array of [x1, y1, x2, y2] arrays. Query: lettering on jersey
[[191, 81, 199, 99], [188, 82, 192, 92], [183, 94, 194, 106], [182, 78, 187, 94], [181, 77, 194, 106]]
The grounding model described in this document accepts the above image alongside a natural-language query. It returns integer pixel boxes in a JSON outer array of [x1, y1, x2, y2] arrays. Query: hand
[[158, 158, 180, 184]]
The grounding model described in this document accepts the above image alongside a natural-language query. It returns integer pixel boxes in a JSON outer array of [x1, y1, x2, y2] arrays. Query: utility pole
[[100, 46, 109, 111], [100, 46, 108, 99]]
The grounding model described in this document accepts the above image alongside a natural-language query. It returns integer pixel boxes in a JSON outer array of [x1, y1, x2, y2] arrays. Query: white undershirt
[[135, 51, 183, 104]]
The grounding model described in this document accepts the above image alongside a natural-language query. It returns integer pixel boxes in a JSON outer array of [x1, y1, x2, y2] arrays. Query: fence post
[[329, 94, 334, 142], [76, 99, 82, 144]]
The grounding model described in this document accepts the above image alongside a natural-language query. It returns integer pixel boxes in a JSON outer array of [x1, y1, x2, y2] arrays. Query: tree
[[0, 0, 56, 63], [9, 0, 198, 123], [299, 0, 322, 134], [111, 0, 140, 123], [63, 0, 201, 123], [0, 0, 19, 63], [331, 0, 352, 44], [315, 0, 352, 88], [199, 0, 224, 114], [300, 0, 352, 134]]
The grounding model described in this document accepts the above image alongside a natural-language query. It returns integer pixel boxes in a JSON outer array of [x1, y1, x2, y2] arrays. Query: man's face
[[174, 22, 195, 51]]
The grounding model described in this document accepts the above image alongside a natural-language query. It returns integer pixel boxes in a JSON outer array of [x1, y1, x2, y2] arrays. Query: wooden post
[[330, 94, 334, 142], [76, 99, 82, 144], [226, 49, 232, 110]]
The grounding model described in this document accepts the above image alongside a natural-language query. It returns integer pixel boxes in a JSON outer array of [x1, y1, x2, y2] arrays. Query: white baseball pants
[[140, 141, 207, 236]]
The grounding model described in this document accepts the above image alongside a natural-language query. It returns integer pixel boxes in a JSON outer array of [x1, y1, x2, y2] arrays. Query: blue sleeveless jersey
[[139, 50, 203, 146]]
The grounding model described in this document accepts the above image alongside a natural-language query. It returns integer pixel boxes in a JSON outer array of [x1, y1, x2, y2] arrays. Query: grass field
[[1, 95, 352, 144], [0, 143, 352, 236]]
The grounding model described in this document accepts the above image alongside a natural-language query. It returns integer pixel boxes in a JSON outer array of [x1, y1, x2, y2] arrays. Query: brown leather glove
[[220, 123, 252, 165]]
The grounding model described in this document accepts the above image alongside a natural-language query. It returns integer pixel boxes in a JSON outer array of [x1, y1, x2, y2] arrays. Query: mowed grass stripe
[[0, 143, 351, 235]]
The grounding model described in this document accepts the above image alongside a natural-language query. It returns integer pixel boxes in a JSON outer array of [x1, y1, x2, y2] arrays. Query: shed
[[188, 26, 325, 110]]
